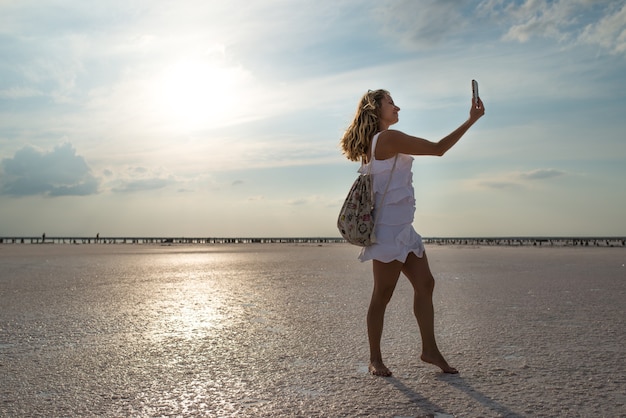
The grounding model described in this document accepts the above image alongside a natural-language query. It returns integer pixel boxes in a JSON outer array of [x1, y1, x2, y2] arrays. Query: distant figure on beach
[[340, 89, 484, 376], [41, 232, 45, 244]]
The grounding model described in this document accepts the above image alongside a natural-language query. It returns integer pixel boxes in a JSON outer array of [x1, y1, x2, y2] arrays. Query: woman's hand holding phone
[[470, 79, 484, 121]]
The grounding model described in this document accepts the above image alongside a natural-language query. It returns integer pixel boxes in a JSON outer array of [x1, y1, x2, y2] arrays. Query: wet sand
[[1, 243, 624, 417]]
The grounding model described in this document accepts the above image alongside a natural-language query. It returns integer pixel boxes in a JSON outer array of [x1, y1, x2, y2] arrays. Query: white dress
[[358, 132, 425, 263]]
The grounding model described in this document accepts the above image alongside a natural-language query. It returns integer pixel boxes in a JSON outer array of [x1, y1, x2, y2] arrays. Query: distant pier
[[0, 236, 624, 247], [423, 237, 626, 247], [0, 236, 346, 245]]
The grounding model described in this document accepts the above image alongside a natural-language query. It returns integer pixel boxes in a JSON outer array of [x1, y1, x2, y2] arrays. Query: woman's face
[[378, 94, 400, 127]]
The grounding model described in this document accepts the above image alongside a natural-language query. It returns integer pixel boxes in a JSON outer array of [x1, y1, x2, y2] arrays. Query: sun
[[152, 57, 247, 131]]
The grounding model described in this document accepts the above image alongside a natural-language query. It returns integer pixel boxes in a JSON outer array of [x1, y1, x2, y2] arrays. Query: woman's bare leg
[[402, 252, 458, 374], [367, 259, 402, 376]]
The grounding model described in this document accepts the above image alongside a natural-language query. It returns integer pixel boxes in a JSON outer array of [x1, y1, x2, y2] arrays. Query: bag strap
[[362, 131, 383, 175]]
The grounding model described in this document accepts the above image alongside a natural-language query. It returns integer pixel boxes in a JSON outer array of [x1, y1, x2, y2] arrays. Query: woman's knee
[[403, 253, 435, 293], [425, 274, 436, 292], [413, 273, 435, 296], [372, 284, 396, 305]]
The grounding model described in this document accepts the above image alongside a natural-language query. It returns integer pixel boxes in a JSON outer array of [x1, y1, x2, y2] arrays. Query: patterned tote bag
[[337, 156, 397, 246]]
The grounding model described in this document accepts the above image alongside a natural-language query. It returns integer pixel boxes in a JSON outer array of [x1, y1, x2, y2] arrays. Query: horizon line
[[1, 235, 626, 240]]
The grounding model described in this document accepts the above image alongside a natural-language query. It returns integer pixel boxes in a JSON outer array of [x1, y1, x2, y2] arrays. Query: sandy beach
[[1, 243, 624, 417]]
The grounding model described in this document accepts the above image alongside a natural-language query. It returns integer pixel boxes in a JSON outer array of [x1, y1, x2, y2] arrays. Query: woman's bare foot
[[421, 353, 458, 374], [369, 361, 392, 377]]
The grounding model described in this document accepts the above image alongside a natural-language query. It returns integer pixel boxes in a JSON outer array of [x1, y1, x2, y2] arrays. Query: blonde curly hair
[[340, 89, 390, 162]]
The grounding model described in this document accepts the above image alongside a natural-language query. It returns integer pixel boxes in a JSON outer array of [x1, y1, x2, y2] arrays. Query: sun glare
[[152, 57, 247, 131]]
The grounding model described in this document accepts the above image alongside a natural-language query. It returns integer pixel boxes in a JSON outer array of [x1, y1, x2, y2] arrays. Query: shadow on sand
[[385, 374, 524, 417], [384, 376, 453, 417]]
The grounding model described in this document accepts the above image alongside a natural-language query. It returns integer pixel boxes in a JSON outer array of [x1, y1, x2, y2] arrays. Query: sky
[[1, 0, 625, 238]]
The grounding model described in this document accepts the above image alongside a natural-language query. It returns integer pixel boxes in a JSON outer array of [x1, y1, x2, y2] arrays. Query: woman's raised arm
[[376, 98, 485, 159]]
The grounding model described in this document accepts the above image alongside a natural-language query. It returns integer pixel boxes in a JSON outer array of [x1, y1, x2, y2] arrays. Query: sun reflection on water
[[142, 251, 247, 342]]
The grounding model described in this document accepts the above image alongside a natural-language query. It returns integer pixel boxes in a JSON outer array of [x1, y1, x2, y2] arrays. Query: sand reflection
[[142, 250, 245, 342]]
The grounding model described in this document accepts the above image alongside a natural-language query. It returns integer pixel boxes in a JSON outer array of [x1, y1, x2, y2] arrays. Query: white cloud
[[500, 0, 577, 43], [579, 2, 626, 54], [479, 0, 625, 54], [287, 198, 308, 206], [519, 168, 566, 180], [467, 168, 569, 191], [110, 177, 173, 193], [0, 143, 99, 196], [0, 86, 44, 99], [375, 0, 468, 49], [101, 165, 180, 194]]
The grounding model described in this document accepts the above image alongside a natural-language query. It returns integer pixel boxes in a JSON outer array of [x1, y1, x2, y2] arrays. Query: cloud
[[499, 0, 578, 43], [107, 167, 177, 193], [479, 0, 625, 54], [472, 168, 568, 190], [579, 2, 626, 54], [374, 0, 625, 55], [287, 198, 308, 206], [478, 180, 525, 190], [110, 177, 172, 193], [519, 168, 566, 180], [286, 195, 331, 206], [0, 143, 99, 197], [0, 86, 45, 99], [376, 0, 467, 49], [101, 165, 182, 194]]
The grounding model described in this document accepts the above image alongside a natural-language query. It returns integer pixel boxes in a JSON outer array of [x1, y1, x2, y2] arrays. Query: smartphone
[[472, 79, 479, 106]]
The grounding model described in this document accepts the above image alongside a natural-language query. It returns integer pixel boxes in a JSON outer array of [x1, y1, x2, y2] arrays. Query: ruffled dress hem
[[358, 224, 425, 263]]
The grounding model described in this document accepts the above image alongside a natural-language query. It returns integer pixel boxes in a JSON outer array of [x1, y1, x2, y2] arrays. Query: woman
[[340, 89, 485, 376]]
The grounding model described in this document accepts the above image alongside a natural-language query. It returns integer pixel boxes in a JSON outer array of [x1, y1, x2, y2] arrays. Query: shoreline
[[1, 235, 625, 247]]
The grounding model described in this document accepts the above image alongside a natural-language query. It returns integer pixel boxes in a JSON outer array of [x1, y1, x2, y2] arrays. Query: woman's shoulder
[[375, 130, 409, 160], [378, 129, 408, 140]]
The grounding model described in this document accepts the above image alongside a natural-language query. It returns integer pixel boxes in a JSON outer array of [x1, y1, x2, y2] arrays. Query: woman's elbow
[[433, 145, 447, 157]]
